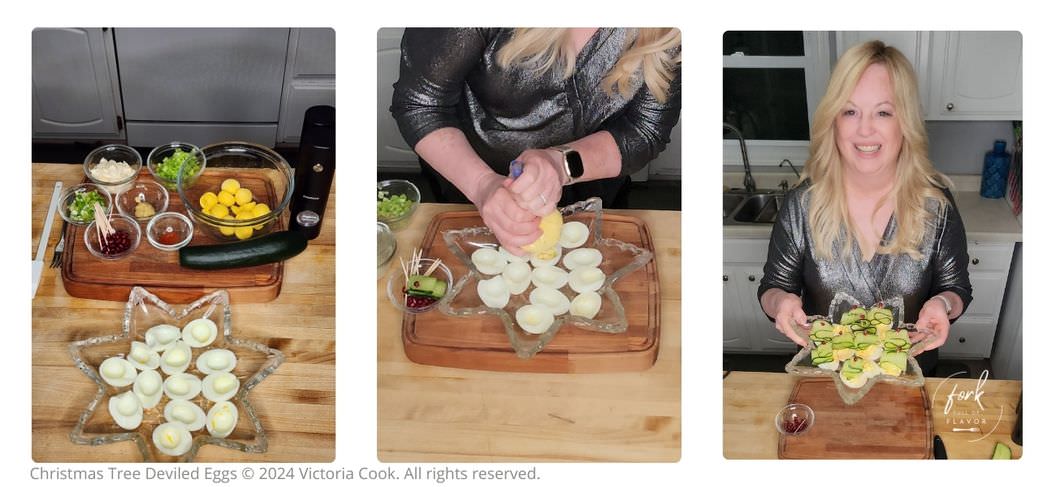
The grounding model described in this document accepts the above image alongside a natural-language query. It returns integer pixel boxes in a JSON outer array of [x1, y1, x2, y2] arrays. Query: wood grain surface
[[778, 379, 931, 459], [32, 163, 335, 462], [402, 210, 660, 373], [61, 169, 284, 303], [378, 204, 681, 462], [724, 371, 1023, 459]]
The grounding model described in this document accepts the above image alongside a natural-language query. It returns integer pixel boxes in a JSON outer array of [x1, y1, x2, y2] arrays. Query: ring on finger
[[539, 193, 547, 205]]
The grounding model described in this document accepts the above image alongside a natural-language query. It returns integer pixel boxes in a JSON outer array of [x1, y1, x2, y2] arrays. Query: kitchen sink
[[723, 190, 785, 224]]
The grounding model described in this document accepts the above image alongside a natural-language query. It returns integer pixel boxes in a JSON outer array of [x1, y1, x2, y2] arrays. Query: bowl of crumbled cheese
[[84, 144, 143, 195]]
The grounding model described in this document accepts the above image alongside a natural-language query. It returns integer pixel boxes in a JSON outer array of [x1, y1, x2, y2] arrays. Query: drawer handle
[[946, 102, 955, 111], [748, 275, 756, 282], [723, 275, 729, 282], [959, 337, 966, 343], [972, 258, 980, 265]]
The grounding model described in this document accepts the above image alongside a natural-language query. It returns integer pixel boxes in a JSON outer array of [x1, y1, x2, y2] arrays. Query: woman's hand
[[507, 148, 566, 216], [910, 297, 952, 355], [473, 172, 541, 255], [771, 292, 809, 347]]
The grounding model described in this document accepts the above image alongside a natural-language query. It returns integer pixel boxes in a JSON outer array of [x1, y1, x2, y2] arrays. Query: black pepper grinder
[[289, 105, 335, 239], [1012, 392, 1022, 446]]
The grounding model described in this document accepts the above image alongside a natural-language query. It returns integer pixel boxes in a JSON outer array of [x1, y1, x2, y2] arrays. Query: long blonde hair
[[804, 40, 950, 261], [496, 28, 681, 103]]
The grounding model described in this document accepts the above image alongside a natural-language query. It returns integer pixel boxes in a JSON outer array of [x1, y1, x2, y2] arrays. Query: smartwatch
[[551, 145, 585, 185]]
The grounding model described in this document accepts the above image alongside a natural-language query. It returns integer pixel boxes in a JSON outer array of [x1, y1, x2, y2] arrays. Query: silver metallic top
[[758, 182, 973, 323], [390, 28, 682, 175]]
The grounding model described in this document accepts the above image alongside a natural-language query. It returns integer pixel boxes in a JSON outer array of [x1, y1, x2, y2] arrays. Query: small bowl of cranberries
[[386, 257, 452, 314], [84, 214, 141, 260], [775, 403, 814, 437]]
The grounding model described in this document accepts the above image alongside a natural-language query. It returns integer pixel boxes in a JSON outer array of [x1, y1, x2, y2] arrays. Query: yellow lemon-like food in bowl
[[234, 188, 253, 205], [218, 215, 236, 236], [217, 190, 236, 207], [220, 178, 240, 194], [209, 204, 229, 219], [199, 192, 218, 212], [521, 210, 563, 256]]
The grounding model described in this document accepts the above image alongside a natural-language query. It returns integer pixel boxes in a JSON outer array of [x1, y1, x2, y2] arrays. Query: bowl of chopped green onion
[[377, 179, 420, 231], [59, 183, 113, 226], [147, 141, 206, 191]]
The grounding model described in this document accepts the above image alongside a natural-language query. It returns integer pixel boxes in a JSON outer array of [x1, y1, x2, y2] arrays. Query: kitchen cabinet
[[833, 31, 1020, 121], [927, 32, 1022, 121], [723, 238, 798, 353], [940, 241, 1015, 358], [32, 28, 124, 140], [277, 28, 336, 145]]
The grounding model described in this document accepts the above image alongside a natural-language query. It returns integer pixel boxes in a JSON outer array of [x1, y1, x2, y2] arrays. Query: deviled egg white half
[[108, 391, 143, 430], [515, 304, 555, 335], [127, 341, 160, 371], [183, 318, 218, 348], [531, 265, 569, 290], [502, 261, 532, 295], [569, 266, 605, 294], [562, 248, 602, 270], [201, 371, 240, 403], [471, 247, 507, 275], [164, 399, 207, 432], [160, 341, 193, 375], [206, 401, 239, 438], [196, 348, 237, 375], [99, 357, 137, 387], [133, 369, 164, 408], [163, 372, 202, 401], [153, 421, 193, 456], [529, 287, 571, 316], [559, 221, 590, 249], [570, 292, 602, 320], [144, 324, 181, 352], [477, 275, 510, 309]]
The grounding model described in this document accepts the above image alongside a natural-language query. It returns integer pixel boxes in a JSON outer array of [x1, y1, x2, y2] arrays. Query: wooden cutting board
[[61, 170, 284, 303], [778, 378, 932, 459], [401, 210, 660, 373]]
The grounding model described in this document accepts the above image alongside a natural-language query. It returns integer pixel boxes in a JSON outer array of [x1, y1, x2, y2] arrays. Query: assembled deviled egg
[[164, 399, 207, 432], [144, 324, 182, 352], [163, 372, 203, 401], [108, 391, 143, 430], [133, 369, 164, 408], [99, 357, 137, 387], [196, 349, 237, 375], [201, 372, 240, 403], [183, 318, 218, 348], [153, 421, 193, 456], [206, 401, 239, 438]]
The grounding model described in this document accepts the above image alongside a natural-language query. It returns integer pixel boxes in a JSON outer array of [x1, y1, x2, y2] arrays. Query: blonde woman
[[391, 28, 681, 254], [758, 41, 971, 374]]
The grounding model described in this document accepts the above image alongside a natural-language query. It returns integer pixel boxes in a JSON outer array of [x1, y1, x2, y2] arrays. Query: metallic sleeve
[[600, 56, 682, 175], [389, 28, 489, 149], [758, 186, 808, 303], [930, 190, 974, 315]]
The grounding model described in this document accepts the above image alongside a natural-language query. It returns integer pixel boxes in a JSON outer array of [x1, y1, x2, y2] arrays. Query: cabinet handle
[[748, 275, 756, 282], [946, 102, 955, 111], [723, 275, 729, 282], [972, 258, 980, 265], [958, 337, 966, 343]]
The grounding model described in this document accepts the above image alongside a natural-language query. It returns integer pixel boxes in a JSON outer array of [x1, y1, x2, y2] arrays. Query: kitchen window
[[723, 31, 831, 167]]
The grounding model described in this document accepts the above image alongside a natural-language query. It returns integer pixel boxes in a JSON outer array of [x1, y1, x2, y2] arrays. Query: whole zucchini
[[179, 230, 309, 269]]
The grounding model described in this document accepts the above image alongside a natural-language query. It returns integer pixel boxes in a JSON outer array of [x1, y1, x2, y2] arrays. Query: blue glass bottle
[[981, 139, 1011, 199]]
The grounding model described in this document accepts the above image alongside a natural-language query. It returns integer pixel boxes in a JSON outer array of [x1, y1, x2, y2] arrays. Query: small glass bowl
[[377, 222, 397, 280], [116, 181, 170, 223], [84, 144, 143, 195], [386, 258, 452, 314], [775, 403, 815, 436], [84, 214, 141, 260], [377, 179, 420, 231], [147, 141, 206, 191], [59, 183, 114, 226], [146, 212, 194, 251]]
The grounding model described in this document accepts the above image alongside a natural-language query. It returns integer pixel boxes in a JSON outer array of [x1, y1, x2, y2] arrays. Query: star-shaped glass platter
[[68, 286, 285, 462], [438, 197, 653, 359], [784, 292, 935, 405]]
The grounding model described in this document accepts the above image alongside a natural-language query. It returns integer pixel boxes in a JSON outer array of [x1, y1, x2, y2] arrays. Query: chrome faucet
[[723, 122, 755, 193], [779, 158, 801, 179]]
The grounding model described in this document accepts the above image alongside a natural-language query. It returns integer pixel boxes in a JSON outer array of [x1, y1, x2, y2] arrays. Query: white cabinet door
[[835, 32, 930, 114], [737, 266, 798, 352], [723, 270, 752, 351], [928, 31, 1022, 120], [32, 28, 124, 139]]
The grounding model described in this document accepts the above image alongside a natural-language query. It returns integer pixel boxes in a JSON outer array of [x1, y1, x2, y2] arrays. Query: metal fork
[[49, 221, 68, 268]]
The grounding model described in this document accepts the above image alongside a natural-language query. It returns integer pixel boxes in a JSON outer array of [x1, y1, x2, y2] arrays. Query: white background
[[5, 0, 1053, 484]]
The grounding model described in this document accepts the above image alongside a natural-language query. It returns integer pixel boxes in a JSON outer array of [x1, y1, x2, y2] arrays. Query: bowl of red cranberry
[[84, 214, 141, 260], [775, 403, 814, 436], [387, 255, 451, 314]]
